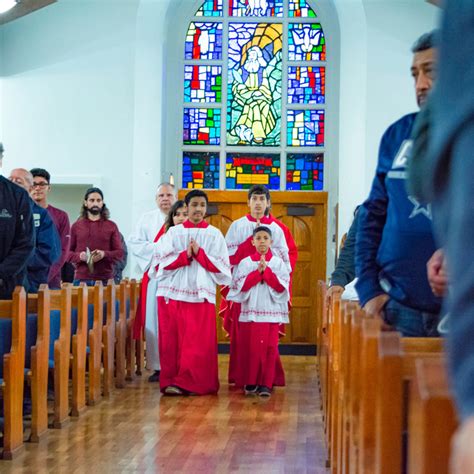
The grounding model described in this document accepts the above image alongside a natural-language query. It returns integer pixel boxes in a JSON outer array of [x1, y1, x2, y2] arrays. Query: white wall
[[0, 0, 440, 277]]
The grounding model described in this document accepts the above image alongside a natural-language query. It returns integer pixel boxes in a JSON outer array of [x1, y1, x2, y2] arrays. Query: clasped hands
[[186, 238, 200, 259], [258, 255, 267, 274]]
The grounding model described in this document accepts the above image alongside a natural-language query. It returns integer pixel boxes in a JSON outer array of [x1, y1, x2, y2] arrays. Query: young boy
[[227, 226, 290, 397], [152, 190, 231, 395], [223, 185, 291, 383]]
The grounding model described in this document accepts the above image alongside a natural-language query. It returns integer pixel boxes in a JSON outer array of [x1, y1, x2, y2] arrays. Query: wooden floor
[[3, 356, 327, 473]]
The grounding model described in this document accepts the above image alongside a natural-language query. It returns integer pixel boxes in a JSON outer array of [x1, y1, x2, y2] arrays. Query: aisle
[[4, 356, 327, 473]]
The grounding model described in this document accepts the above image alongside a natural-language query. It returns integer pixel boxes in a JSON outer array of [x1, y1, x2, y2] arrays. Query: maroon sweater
[[47, 205, 71, 288], [68, 217, 123, 281]]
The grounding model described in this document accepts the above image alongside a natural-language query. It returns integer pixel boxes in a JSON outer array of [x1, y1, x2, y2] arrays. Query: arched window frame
[[162, 0, 339, 193]]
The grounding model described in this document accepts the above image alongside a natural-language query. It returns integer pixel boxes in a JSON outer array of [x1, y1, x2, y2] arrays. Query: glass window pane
[[288, 0, 317, 18], [287, 109, 324, 146], [228, 0, 283, 17], [183, 152, 220, 189], [185, 22, 223, 60], [226, 153, 280, 189], [286, 153, 324, 190], [288, 66, 325, 104], [227, 23, 283, 146], [288, 23, 326, 61], [195, 0, 223, 17], [183, 108, 221, 145], [184, 65, 222, 103]]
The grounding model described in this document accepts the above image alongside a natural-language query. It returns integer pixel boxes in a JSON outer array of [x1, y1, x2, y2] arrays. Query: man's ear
[[251, 239, 255, 247]]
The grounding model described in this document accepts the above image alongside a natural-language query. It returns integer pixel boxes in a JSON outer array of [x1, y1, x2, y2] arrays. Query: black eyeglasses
[[33, 182, 49, 188]]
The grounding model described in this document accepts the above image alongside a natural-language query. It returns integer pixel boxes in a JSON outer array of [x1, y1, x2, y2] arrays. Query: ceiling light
[[0, 0, 19, 15]]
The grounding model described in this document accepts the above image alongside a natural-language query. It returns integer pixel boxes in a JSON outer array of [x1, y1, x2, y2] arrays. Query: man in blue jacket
[[9, 168, 60, 293], [355, 31, 442, 336], [0, 149, 35, 299]]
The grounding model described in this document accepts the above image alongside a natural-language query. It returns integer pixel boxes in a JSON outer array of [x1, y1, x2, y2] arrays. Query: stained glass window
[[184, 66, 222, 103], [185, 23, 223, 60], [181, 0, 328, 190], [286, 153, 324, 190], [183, 108, 221, 145], [228, 0, 283, 17], [226, 153, 280, 189], [183, 152, 220, 189], [288, 0, 317, 17], [288, 23, 326, 61], [287, 109, 324, 146], [195, 0, 223, 17], [227, 23, 283, 146], [288, 66, 325, 104]]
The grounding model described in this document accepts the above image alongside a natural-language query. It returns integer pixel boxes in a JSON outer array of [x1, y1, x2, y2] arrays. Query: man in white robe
[[128, 182, 176, 381]]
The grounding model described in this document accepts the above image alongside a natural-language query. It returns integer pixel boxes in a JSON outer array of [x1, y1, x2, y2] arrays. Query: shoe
[[163, 385, 184, 396], [258, 386, 272, 398], [148, 370, 160, 382], [244, 385, 258, 395]]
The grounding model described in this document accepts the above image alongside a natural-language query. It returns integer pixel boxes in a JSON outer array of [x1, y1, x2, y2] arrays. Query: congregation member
[[223, 184, 292, 385], [355, 31, 442, 337], [152, 190, 231, 396], [128, 182, 176, 382], [227, 226, 290, 398], [0, 145, 35, 300], [9, 168, 61, 293], [30, 168, 71, 289], [68, 187, 123, 286]]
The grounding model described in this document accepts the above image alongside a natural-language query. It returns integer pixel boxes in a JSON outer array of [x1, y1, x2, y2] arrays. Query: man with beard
[[68, 187, 123, 285], [355, 31, 442, 336], [128, 182, 176, 382], [231, 46, 276, 145]]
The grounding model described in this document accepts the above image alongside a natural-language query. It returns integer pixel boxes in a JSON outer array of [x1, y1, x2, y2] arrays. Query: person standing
[[153, 190, 231, 395], [355, 31, 442, 336], [68, 187, 123, 285], [128, 182, 177, 382], [30, 168, 71, 289], [0, 146, 35, 299], [9, 168, 60, 293]]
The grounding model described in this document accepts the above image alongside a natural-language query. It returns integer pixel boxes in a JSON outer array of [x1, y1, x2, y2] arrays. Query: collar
[[246, 214, 273, 224], [250, 249, 273, 261], [183, 219, 209, 229]]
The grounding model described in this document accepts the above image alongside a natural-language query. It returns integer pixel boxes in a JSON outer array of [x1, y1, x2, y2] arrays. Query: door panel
[[178, 190, 327, 345]]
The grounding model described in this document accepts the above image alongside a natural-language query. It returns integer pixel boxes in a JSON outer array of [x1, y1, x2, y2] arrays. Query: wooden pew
[[70, 283, 88, 416], [408, 358, 457, 474], [126, 279, 143, 379], [115, 281, 127, 389], [28, 286, 50, 442], [0, 287, 26, 459], [103, 281, 116, 397], [87, 282, 103, 406]]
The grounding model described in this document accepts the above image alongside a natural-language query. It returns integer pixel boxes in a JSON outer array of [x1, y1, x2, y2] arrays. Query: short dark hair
[[30, 168, 51, 183], [165, 200, 186, 230], [411, 30, 438, 53], [248, 184, 270, 201], [253, 225, 272, 238], [185, 189, 208, 206]]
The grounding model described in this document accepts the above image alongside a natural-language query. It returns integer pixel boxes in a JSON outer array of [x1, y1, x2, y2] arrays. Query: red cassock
[[132, 224, 166, 340]]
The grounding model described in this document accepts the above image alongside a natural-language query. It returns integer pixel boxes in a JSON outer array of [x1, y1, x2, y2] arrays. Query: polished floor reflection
[[3, 356, 327, 473]]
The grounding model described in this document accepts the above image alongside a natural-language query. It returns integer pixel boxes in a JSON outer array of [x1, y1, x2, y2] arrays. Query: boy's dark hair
[[30, 168, 51, 183], [253, 225, 272, 238], [185, 189, 209, 206], [247, 185, 270, 201], [165, 200, 186, 230]]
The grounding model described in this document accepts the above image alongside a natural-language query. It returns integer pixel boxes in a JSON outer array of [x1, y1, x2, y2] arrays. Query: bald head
[[155, 182, 176, 214], [9, 168, 34, 193]]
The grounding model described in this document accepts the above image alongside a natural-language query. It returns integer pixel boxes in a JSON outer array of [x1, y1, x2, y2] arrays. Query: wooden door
[[178, 190, 327, 345]]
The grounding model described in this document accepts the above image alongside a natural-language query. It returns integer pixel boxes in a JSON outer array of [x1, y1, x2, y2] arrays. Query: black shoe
[[258, 386, 272, 398], [244, 385, 258, 395], [148, 370, 160, 382]]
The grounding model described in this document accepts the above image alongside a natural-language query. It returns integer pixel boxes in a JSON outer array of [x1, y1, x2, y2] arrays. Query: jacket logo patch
[[0, 208, 12, 218], [33, 213, 41, 227], [392, 139, 413, 169]]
